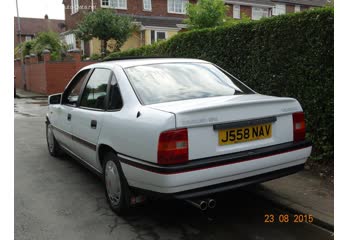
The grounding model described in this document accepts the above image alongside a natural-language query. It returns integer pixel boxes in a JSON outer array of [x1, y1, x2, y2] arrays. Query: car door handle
[[67, 113, 71, 121], [91, 120, 97, 129]]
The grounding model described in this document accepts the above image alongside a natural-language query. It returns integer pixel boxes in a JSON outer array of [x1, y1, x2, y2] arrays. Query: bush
[[106, 8, 334, 165], [184, 0, 228, 29]]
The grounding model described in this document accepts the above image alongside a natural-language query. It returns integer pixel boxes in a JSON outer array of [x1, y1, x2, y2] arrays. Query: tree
[[14, 31, 67, 60], [184, 0, 228, 29], [75, 9, 134, 55]]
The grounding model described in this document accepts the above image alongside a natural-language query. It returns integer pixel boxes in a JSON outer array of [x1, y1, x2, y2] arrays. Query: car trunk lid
[[147, 94, 303, 160]]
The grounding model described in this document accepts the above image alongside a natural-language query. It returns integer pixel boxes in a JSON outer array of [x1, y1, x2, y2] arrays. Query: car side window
[[62, 69, 90, 106], [108, 74, 123, 110], [80, 68, 111, 110]]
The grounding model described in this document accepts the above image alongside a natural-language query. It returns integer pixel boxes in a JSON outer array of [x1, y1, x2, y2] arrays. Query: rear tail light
[[157, 128, 188, 165], [293, 112, 306, 142]]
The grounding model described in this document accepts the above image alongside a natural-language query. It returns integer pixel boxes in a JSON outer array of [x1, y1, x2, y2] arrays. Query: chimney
[[44, 14, 48, 20]]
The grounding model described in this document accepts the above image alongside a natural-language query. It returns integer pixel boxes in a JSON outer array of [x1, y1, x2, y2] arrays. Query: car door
[[51, 69, 90, 152], [70, 68, 112, 168]]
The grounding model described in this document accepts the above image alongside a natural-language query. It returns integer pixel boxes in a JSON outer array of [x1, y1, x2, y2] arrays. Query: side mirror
[[48, 93, 62, 105]]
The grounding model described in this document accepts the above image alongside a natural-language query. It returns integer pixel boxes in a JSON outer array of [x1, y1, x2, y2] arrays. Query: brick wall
[[14, 51, 98, 95], [286, 4, 295, 13], [241, 5, 252, 19]]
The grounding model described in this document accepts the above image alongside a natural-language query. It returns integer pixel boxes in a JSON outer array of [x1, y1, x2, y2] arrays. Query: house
[[225, 0, 329, 20], [14, 15, 66, 52], [61, 0, 328, 56]]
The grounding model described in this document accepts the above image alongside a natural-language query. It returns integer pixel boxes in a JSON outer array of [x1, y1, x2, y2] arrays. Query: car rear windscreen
[[124, 63, 254, 105]]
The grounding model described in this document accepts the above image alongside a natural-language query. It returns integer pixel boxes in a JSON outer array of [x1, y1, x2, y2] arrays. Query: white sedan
[[46, 58, 312, 214]]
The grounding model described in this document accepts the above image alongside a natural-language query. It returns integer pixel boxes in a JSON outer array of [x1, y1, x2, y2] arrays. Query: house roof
[[127, 15, 184, 29], [14, 16, 65, 36], [271, 0, 329, 6]]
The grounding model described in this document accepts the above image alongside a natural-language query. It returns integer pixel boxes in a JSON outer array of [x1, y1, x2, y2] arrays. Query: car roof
[[86, 58, 209, 69]]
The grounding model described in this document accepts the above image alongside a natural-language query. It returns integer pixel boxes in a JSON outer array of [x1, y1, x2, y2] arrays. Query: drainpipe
[[16, 0, 26, 90]]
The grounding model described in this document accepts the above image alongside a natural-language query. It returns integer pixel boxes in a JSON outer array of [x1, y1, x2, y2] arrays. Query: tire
[[46, 122, 62, 157], [103, 152, 131, 215]]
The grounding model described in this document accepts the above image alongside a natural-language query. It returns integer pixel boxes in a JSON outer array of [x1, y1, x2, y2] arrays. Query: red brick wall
[[64, 0, 197, 30], [241, 5, 252, 19], [286, 4, 295, 13], [14, 54, 98, 95], [46, 60, 97, 94], [226, 4, 233, 18], [64, 0, 93, 30], [14, 61, 23, 89], [26, 63, 47, 94]]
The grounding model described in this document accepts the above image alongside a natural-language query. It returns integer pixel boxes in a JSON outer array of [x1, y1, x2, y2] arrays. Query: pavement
[[251, 171, 334, 230], [14, 97, 334, 239], [15, 88, 47, 99]]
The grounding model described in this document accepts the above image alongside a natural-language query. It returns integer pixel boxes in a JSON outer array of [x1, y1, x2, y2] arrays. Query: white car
[[46, 58, 312, 214]]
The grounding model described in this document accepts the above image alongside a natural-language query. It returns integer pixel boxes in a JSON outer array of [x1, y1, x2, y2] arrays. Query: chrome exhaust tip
[[207, 199, 216, 209], [186, 199, 208, 211]]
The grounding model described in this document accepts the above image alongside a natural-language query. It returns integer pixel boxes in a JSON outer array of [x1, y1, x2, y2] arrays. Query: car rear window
[[124, 63, 254, 105]]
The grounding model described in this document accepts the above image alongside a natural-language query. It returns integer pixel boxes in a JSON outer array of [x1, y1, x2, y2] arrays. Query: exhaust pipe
[[207, 199, 216, 209], [186, 199, 208, 211]]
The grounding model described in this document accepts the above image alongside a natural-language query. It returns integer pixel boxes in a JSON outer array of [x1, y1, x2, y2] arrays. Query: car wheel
[[103, 152, 131, 215], [46, 122, 62, 157]]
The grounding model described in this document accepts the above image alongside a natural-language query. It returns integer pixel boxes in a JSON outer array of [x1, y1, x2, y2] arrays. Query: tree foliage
[[75, 9, 133, 54], [184, 0, 228, 29], [15, 31, 67, 60]]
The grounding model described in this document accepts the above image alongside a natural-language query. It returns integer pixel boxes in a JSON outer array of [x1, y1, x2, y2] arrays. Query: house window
[[233, 5, 240, 19], [295, 5, 301, 12], [64, 33, 76, 50], [71, 0, 79, 14], [168, 0, 188, 14], [143, 0, 152, 11], [151, 30, 167, 44], [272, 4, 286, 16], [101, 0, 127, 9], [25, 35, 32, 41], [252, 7, 269, 20]]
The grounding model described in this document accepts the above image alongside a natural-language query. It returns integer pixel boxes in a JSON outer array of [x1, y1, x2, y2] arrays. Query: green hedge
[[106, 8, 334, 164]]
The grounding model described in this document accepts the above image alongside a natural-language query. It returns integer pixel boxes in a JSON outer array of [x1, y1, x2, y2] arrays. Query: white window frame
[[25, 35, 32, 41], [101, 0, 127, 10], [150, 30, 167, 44], [64, 33, 76, 50], [143, 0, 152, 11], [252, 7, 269, 20], [272, 4, 286, 16], [71, 0, 79, 14], [295, 5, 301, 13], [233, 5, 240, 19], [167, 0, 188, 14]]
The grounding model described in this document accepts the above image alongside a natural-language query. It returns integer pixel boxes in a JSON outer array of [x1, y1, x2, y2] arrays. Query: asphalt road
[[14, 98, 334, 240]]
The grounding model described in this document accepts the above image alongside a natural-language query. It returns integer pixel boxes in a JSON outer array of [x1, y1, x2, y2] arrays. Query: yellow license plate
[[218, 123, 272, 145]]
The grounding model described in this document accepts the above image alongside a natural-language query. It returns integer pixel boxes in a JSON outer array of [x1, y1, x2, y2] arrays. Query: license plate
[[218, 123, 272, 145]]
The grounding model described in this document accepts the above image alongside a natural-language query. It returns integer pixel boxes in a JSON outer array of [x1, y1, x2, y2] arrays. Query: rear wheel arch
[[98, 144, 118, 168]]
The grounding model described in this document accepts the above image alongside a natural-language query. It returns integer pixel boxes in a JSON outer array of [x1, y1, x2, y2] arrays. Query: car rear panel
[[147, 94, 302, 160]]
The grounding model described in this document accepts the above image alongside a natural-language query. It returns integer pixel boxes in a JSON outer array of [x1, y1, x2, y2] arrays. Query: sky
[[14, 0, 65, 19]]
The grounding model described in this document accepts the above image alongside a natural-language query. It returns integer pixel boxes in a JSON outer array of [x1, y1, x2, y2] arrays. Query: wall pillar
[[42, 49, 51, 62], [30, 53, 38, 64], [68, 48, 82, 62], [24, 55, 30, 64]]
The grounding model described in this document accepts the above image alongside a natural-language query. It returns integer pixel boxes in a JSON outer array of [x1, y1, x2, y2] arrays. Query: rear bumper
[[134, 164, 305, 199], [119, 141, 312, 195]]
